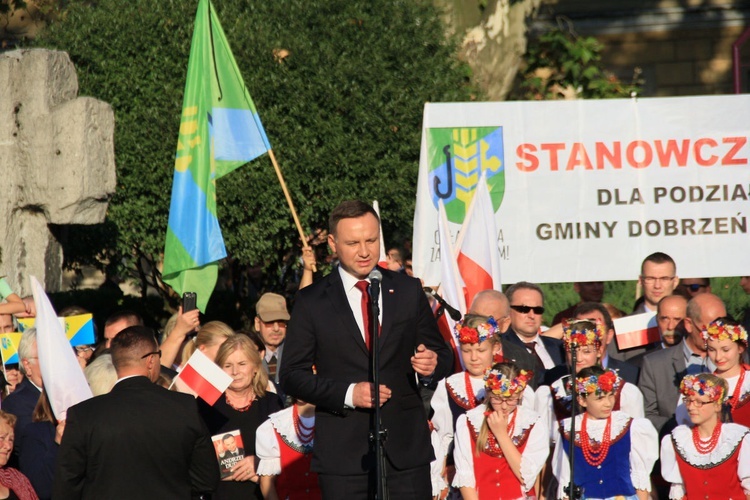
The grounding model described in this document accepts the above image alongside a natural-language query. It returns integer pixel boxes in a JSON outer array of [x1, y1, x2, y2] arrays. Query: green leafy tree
[[32, 0, 476, 312], [510, 23, 640, 101]]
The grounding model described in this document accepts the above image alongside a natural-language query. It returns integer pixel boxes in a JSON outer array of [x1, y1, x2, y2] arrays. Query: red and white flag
[[613, 311, 660, 351], [437, 200, 467, 371], [173, 349, 233, 405], [31, 276, 92, 420], [455, 173, 502, 309]]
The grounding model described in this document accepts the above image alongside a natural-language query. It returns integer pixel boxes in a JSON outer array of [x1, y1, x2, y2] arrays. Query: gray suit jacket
[[637, 342, 686, 434]]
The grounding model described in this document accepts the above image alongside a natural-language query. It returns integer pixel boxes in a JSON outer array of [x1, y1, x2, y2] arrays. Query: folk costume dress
[[536, 376, 645, 444], [452, 405, 549, 499], [723, 367, 750, 427], [553, 411, 658, 500], [660, 422, 750, 500], [430, 372, 537, 494], [256, 406, 320, 500]]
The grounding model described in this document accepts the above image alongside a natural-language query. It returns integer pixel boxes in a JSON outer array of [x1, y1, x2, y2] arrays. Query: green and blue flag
[[163, 0, 270, 312]]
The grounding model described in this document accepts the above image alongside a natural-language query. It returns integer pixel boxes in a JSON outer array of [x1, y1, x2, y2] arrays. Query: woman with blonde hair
[[179, 321, 234, 367], [198, 334, 283, 500]]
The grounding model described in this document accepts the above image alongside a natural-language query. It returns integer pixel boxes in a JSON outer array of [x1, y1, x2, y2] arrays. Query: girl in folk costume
[[661, 373, 750, 500], [704, 317, 750, 427], [452, 363, 548, 500], [552, 366, 658, 500], [536, 319, 644, 444], [430, 315, 535, 495], [256, 400, 320, 500]]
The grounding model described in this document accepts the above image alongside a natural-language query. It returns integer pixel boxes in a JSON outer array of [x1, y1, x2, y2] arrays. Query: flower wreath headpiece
[[562, 318, 604, 351], [701, 317, 748, 347], [456, 316, 499, 345], [484, 368, 532, 398], [680, 374, 726, 403], [575, 369, 621, 397]]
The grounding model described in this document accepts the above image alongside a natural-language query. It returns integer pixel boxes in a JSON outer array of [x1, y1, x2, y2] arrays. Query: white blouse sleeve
[[534, 385, 556, 445], [660, 434, 685, 500], [620, 383, 645, 419], [429, 428, 446, 496], [519, 415, 551, 490], [451, 414, 476, 490], [629, 418, 658, 491], [739, 433, 750, 493], [551, 425, 570, 499], [429, 378, 453, 461], [255, 419, 281, 476]]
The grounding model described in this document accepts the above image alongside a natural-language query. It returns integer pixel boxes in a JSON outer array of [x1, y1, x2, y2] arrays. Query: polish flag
[[174, 349, 233, 405], [437, 200, 467, 371], [455, 173, 502, 308], [613, 311, 661, 351]]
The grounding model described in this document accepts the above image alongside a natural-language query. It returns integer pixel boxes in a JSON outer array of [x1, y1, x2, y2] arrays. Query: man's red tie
[[355, 280, 371, 350]]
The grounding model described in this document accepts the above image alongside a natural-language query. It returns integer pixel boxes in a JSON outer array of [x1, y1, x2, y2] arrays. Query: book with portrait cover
[[212, 429, 245, 479]]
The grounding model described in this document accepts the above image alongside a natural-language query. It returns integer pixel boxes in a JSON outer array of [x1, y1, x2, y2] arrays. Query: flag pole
[[267, 149, 316, 272]]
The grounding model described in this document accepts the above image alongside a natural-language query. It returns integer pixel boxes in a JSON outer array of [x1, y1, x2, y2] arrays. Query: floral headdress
[[701, 317, 748, 347], [484, 368, 532, 398], [562, 318, 604, 351], [456, 316, 498, 345], [575, 369, 621, 397], [680, 374, 726, 403]]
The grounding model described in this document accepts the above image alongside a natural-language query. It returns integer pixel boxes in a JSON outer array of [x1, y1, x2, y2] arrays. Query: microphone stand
[[369, 276, 388, 500], [564, 344, 581, 500]]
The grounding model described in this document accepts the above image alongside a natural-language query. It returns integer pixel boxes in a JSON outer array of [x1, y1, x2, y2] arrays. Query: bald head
[[656, 295, 687, 346], [468, 290, 511, 332], [684, 293, 726, 352]]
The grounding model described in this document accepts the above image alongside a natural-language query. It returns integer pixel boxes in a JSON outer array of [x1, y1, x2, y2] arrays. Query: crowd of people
[[0, 200, 748, 499]]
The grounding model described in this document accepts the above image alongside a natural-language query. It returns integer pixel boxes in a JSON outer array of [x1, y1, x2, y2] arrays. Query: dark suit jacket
[[3, 378, 41, 447], [53, 376, 219, 499], [606, 357, 640, 385], [280, 266, 453, 475], [499, 338, 539, 390], [638, 342, 686, 434], [503, 328, 565, 387]]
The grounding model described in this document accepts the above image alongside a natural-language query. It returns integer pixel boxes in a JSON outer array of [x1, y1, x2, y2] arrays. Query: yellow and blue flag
[[0, 333, 22, 365], [17, 314, 96, 347], [163, 0, 271, 312]]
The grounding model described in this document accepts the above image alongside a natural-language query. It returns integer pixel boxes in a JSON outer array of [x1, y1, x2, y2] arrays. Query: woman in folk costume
[[429, 315, 535, 496], [553, 366, 658, 500], [536, 319, 644, 444], [661, 373, 750, 500], [256, 399, 320, 500], [452, 362, 548, 499], [704, 317, 750, 427]]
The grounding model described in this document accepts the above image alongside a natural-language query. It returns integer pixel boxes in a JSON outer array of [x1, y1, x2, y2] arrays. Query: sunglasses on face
[[510, 305, 545, 315], [686, 284, 706, 292]]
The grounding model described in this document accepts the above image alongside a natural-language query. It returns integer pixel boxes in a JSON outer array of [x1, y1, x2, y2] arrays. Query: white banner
[[413, 95, 750, 286]]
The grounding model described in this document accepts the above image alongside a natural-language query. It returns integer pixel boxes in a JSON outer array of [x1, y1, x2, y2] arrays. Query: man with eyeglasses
[[54, 325, 218, 499], [638, 293, 725, 435], [254, 293, 289, 394], [634, 252, 679, 313], [502, 281, 564, 386], [677, 277, 711, 298], [4, 328, 43, 454]]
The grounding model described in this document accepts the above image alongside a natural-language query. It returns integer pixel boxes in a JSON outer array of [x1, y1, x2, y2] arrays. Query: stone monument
[[0, 49, 115, 296]]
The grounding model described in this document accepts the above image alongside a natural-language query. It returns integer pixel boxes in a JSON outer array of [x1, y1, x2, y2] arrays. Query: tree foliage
[[32, 0, 476, 309], [510, 22, 640, 101]]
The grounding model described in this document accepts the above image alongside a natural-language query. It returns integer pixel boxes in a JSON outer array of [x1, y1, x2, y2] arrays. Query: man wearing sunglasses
[[502, 281, 564, 385], [678, 277, 711, 298]]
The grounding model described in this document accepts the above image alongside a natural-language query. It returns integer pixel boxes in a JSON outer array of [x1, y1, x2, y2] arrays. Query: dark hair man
[[281, 200, 452, 498], [54, 326, 218, 498], [635, 252, 678, 313]]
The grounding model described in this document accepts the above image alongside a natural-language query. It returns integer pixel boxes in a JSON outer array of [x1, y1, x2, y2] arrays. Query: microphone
[[368, 268, 383, 285], [368, 268, 382, 311], [423, 287, 462, 321]]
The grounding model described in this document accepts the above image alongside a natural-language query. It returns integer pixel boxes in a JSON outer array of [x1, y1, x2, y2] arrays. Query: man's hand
[[229, 455, 259, 483], [14, 296, 36, 318], [352, 382, 392, 409], [411, 344, 437, 376]]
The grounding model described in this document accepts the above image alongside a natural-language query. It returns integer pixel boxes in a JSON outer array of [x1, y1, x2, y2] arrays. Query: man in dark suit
[[53, 326, 219, 499], [280, 200, 453, 499], [4, 328, 42, 458], [468, 289, 539, 389], [501, 281, 564, 386]]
